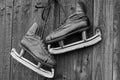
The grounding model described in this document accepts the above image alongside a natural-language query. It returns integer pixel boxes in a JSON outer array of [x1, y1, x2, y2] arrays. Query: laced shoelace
[[35, 0, 66, 39], [34, 0, 67, 57]]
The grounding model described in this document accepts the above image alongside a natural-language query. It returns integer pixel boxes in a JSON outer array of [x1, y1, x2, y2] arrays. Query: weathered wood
[[0, 0, 12, 80], [93, 0, 114, 80], [0, 0, 119, 80], [5, 0, 13, 80], [113, 0, 120, 80], [0, 0, 6, 79]]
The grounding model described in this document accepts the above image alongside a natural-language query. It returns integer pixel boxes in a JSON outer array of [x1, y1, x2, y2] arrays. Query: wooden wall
[[0, 0, 119, 80]]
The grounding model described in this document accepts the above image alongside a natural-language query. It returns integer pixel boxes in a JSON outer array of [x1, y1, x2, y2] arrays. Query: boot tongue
[[26, 23, 38, 36], [76, 4, 84, 13], [67, 1, 86, 20], [76, 1, 86, 14]]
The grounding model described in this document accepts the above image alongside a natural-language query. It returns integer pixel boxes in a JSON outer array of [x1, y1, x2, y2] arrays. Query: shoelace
[[35, 0, 66, 39]]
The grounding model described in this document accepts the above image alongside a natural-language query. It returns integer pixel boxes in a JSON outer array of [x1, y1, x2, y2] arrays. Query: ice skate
[[10, 23, 56, 78], [45, 1, 102, 54]]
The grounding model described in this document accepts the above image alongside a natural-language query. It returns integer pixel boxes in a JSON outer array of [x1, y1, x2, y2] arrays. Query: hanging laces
[[35, 0, 66, 39]]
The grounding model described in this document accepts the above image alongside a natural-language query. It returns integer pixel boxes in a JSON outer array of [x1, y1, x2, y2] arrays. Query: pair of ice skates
[[10, 1, 102, 78]]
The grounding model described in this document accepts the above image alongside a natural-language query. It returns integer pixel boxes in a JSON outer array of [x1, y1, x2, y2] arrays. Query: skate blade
[[10, 48, 54, 78], [48, 30, 102, 54]]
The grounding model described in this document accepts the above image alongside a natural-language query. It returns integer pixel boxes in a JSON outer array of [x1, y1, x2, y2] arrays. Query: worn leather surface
[[46, 2, 90, 42], [21, 23, 56, 67]]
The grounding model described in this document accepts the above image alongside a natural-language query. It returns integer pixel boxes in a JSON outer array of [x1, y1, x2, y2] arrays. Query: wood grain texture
[[5, 0, 13, 80], [93, 0, 114, 80], [0, 0, 6, 79], [93, 0, 105, 80], [0, 0, 12, 80], [0, 0, 119, 80], [113, 0, 120, 80]]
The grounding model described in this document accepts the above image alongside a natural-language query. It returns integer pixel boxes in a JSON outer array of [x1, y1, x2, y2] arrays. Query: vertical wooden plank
[[104, 1, 113, 80], [0, 0, 12, 80], [0, 0, 6, 79], [93, 0, 114, 80], [113, 0, 120, 80], [92, 0, 105, 80], [5, 0, 13, 80], [11, 0, 25, 79]]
